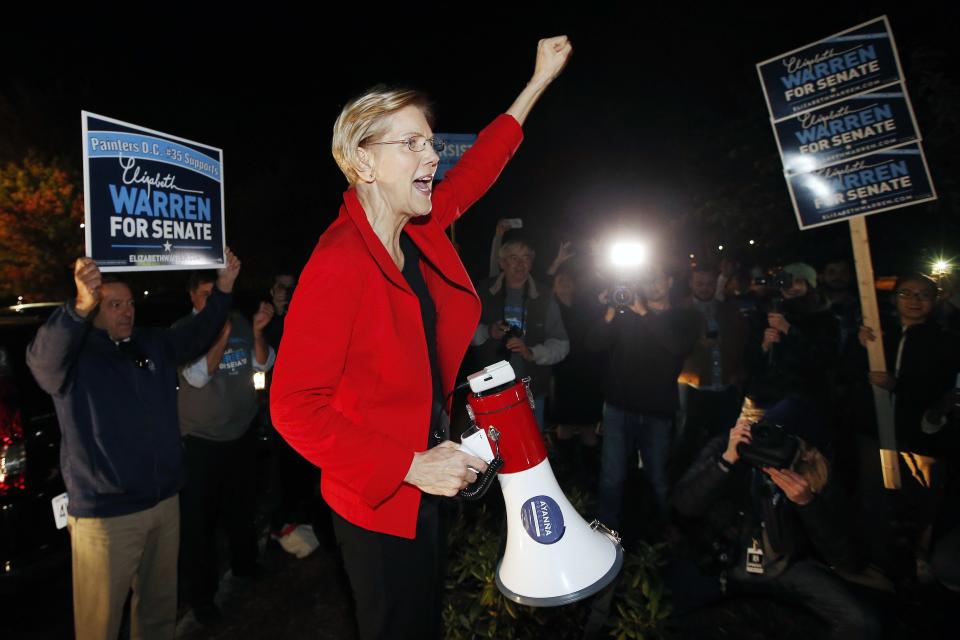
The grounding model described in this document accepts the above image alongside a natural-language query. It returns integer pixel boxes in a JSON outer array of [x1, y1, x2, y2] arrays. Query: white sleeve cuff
[[182, 355, 212, 388]]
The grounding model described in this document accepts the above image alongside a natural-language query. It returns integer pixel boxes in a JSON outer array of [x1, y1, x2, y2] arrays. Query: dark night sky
[[2, 4, 958, 292]]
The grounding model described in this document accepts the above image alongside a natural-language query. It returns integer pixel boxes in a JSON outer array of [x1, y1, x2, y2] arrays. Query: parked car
[[0, 303, 69, 594]]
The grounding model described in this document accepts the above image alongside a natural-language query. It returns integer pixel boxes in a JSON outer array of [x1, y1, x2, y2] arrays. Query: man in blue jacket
[[26, 249, 240, 640]]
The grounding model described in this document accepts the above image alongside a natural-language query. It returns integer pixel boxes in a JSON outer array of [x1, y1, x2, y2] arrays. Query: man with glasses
[[858, 273, 958, 469], [857, 274, 960, 585], [26, 252, 239, 640], [473, 231, 569, 428]]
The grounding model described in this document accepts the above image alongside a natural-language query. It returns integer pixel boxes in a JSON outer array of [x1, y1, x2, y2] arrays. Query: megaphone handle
[[457, 456, 504, 501]]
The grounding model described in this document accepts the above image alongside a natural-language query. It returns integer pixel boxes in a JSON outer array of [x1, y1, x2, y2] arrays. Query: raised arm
[[506, 36, 573, 126], [430, 36, 572, 230], [25, 257, 102, 395], [165, 248, 240, 365]]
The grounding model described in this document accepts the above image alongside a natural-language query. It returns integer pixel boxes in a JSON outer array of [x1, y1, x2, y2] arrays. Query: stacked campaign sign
[[82, 112, 226, 271], [757, 16, 935, 229]]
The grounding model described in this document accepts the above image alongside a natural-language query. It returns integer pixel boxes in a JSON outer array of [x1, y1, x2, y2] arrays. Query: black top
[[399, 233, 444, 444], [586, 306, 700, 418]]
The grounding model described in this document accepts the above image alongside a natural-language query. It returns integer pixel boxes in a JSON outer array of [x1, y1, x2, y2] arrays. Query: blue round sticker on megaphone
[[521, 495, 565, 544]]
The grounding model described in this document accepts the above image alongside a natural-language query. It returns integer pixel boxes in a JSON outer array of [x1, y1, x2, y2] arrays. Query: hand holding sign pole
[[849, 216, 901, 489]]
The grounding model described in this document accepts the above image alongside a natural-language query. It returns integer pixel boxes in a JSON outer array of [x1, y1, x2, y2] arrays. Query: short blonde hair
[[331, 86, 433, 185]]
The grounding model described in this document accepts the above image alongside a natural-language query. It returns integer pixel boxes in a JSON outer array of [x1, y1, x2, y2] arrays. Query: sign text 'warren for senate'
[[757, 17, 903, 122], [82, 112, 226, 271]]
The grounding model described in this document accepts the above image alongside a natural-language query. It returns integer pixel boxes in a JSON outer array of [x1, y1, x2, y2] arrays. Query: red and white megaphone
[[458, 361, 623, 606]]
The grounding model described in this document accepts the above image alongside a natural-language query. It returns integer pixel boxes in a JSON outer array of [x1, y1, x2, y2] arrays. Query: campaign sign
[[775, 88, 920, 175], [82, 112, 226, 271], [435, 133, 477, 181], [758, 16, 903, 122], [787, 144, 936, 229]]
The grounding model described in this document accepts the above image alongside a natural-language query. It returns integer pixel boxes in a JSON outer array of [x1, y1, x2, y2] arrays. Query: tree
[[0, 155, 84, 301]]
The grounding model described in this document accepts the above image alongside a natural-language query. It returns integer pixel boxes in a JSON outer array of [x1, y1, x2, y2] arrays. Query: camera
[[736, 421, 800, 469], [611, 284, 636, 307], [772, 270, 794, 290], [503, 325, 524, 340]]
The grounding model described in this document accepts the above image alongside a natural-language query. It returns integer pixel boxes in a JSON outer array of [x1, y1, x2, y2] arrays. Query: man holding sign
[[26, 250, 240, 640]]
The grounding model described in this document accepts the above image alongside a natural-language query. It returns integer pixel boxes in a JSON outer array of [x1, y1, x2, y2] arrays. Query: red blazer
[[271, 115, 523, 538]]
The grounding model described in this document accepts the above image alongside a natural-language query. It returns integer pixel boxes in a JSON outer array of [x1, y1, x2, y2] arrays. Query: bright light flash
[[932, 259, 952, 277], [253, 371, 266, 391], [609, 241, 647, 268]]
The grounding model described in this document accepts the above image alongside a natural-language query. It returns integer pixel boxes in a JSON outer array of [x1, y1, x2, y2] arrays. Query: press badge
[[745, 538, 764, 575], [51, 492, 69, 530]]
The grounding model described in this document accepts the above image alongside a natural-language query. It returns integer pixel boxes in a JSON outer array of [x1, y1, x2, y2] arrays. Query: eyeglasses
[[503, 254, 535, 265], [896, 289, 935, 301], [365, 135, 446, 153]]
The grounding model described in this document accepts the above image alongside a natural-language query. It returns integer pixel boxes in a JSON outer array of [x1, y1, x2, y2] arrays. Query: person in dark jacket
[[26, 251, 239, 640], [750, 262, 840, 413], [854, 273, 960, 573], [856, 273, 959, 459], [588, 263, 699, 524], [670, 397, 882, 639]]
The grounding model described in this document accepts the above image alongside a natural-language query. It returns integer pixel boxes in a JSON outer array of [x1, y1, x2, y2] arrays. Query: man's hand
[[253, 302, 275, 333], [216, 247, 241, 293], [763, 467, 815, 505], [506, 337, 534, 361], [552, 241, 575, 266], [489, 321, 509, 341], [761, 327, 782, 353], [768, 312, 790, 335], [858, 325, 878, 348], [73, 257, 102, 318], [495, 219, 513, 237], [723, 418, 752, 465], [626, 296, 648, 317], [868, 371, 896, 391], [404, 441, 489, 497]]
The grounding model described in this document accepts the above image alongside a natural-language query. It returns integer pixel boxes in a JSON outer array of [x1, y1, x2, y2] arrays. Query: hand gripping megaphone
[[458, 362, 623, 606]]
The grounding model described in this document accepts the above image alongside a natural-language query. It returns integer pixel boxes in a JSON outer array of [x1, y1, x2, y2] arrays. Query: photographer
[[670, 397, 882, 639], [473, 233, 569, 429], [587, 263, 699, 524], [751, 262, 840, 411]]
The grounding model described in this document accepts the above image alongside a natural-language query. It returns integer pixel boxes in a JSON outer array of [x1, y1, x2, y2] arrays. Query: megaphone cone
[[464, 370, 623, 606], [497, 457, 624, 605]]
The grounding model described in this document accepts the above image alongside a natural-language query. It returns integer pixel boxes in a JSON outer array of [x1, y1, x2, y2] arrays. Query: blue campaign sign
[[435, 133, 477, 181], [81, 111, 226, 272], [757, 16, 903, 122], [774, 88, 920, 175], [787, 144, 936, 229]]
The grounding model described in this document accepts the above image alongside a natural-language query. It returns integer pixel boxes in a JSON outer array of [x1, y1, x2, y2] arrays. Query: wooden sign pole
[[849, 216, 901, 490]]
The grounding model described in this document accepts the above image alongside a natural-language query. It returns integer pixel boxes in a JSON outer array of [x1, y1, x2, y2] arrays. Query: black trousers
[[332, 497, 446, 640], [179, 427, 259, 607], [735, 560, 883, 639], [665, 558, 883, 639], [268, 433, 322, 531]]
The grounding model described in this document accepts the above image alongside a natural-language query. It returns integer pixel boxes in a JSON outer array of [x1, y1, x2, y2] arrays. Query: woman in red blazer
[[270, 37, 572, 639]]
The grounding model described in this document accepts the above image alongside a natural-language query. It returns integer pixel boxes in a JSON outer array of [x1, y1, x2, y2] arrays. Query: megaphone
[[459, 362, 623, 606]]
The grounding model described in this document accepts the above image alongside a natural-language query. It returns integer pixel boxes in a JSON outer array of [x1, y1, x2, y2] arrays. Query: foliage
[[442, 486, 671, 639], [606, 541, 673, 640], [0, 155, 84, 301]]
